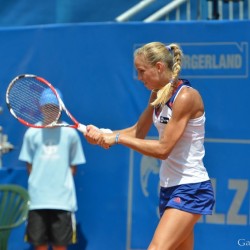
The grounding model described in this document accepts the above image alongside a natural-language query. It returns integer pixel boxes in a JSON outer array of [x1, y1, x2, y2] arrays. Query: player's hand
[[84, 125, 102, 145], [99, 133, 116, 149]]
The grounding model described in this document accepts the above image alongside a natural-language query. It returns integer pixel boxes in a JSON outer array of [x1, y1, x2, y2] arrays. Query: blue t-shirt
[[19, 126, 86, 212]]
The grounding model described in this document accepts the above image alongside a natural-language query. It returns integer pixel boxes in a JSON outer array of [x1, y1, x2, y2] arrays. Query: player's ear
[[155, 61, 165, 72]]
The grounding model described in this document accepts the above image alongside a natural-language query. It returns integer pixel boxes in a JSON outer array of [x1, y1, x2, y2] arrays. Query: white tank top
[[153, 83, 210, 187]]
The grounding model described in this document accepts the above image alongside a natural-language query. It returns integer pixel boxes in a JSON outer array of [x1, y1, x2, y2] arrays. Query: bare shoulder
[[173, 87, 204, 119]]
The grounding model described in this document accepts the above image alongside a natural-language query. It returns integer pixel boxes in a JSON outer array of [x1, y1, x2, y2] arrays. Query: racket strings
[[7, 77, 61, 126]]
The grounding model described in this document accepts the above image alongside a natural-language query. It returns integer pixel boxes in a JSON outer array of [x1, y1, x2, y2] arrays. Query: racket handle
[[100, 128, 113, 133], [77, 123, 87, 133]]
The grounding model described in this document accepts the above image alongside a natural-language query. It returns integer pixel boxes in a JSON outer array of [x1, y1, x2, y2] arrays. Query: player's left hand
[[98, 133, 116, 149]]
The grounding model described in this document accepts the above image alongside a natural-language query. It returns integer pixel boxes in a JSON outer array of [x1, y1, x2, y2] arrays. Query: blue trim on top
[[166, 79, 191, 109]]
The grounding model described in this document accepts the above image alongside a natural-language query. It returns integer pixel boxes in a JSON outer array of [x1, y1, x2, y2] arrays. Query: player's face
[[41, 104, 60, 125], [134, 55, 162, 90]]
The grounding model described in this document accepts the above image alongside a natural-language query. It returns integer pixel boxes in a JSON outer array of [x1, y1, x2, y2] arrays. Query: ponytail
[[151, 43, 183, 107]]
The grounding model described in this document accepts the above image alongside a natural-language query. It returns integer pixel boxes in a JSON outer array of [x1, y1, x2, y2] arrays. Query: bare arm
[[100, 87, 204, 159], [84, 91, 156, 143], [70, 165, 77, 175], [26, 162, 32, 174], [118, 91, 156, 138]]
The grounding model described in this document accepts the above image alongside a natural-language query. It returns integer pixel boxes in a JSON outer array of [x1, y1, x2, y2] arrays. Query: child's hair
[[134, 42, 183, 107]]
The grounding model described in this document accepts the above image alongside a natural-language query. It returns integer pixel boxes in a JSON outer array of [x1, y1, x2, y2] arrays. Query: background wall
[[0, 0, 247, 25], [0, 0, 181, 25], [0, 20, 249, 250]]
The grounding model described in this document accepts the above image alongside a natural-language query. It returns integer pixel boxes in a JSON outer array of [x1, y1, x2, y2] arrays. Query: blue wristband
[[115, 133, 120, 144]]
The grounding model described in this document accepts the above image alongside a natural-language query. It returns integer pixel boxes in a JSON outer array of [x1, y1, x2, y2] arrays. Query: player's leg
[[176, 230, 194, 250], [148, 208, 201, 250]]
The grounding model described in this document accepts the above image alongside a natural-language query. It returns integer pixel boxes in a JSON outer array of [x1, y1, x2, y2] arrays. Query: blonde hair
[[134, 42, 183, 107]]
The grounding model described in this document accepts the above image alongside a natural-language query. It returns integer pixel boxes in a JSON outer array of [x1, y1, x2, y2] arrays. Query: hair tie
[[169, 79, 174, 85], [166, 45, 172, 52]]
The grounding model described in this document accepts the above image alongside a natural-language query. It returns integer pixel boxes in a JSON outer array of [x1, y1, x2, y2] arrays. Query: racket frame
[[6, 74, 86, 132]]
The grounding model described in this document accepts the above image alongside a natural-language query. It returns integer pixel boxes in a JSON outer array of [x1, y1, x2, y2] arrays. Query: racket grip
[[77, 123, 87, 133], [100, 128, 113, 133]]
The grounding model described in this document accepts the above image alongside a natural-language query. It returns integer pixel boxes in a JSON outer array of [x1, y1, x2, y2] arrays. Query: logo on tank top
[[160, 116, 169, 124]]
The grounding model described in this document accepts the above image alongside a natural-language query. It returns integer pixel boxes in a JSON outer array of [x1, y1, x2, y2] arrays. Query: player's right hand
[[84, 125, 102, 145]]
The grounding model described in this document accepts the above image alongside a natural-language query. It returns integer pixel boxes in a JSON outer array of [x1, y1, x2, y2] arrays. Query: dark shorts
[[159, 180, 215, 217], [25, 209, 77, 246]]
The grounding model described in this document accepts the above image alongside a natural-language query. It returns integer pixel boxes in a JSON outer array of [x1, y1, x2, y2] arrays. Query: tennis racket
[[6, 74, 86, 133]]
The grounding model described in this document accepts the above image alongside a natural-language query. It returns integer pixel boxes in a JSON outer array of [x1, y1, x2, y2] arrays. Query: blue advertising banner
[[0, 21, 249, 250]]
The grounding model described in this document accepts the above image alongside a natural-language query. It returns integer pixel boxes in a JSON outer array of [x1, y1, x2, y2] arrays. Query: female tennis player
[[84, 42, 215, 250]]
